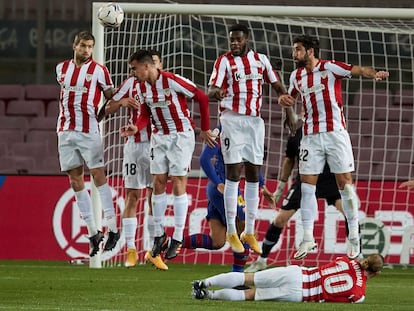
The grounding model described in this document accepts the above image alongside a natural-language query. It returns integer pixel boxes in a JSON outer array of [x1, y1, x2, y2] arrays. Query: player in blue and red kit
[[182, 128, 274, 272]]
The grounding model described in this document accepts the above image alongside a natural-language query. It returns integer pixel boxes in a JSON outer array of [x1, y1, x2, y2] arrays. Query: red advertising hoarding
[[0, 175, 413, 265]]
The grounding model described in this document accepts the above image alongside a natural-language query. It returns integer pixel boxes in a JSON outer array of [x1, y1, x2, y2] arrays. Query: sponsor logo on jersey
[[302, 84, 325, 96], [147, 100, 171, 108], [234, 71, 263, 81], [61, 84, 88, 93]]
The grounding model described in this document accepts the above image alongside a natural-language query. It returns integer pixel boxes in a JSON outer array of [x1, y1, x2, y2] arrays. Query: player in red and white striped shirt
[[283, 35, 389, 260], [193, 253, 383, 303], [55, 31, 120, 257], [120, 49, 217, 261], [208, 24, 296, 255], [104, 51, 168, 269]]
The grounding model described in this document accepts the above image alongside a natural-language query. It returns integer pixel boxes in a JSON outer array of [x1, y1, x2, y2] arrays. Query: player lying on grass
[[193, 253, 383, 303]]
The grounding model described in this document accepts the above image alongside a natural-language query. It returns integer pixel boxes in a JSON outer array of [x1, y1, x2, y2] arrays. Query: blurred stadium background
[[0, 1, 413, 267], [0, 0, 412, 174]]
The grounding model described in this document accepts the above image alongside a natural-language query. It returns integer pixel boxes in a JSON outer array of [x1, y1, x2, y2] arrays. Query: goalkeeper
[[245, 118, 352, 272]]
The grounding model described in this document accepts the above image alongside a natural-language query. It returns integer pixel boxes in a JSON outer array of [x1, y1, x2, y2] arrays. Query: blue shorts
[[205, 182, 245, 225]]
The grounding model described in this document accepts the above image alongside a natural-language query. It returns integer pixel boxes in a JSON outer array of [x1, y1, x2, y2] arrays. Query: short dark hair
[[128, 50, 154, 64], [149, 49, 162, 60], [293, 35, 320, 58], [229, 24, 249, 38], [73, 31, 95, 45]]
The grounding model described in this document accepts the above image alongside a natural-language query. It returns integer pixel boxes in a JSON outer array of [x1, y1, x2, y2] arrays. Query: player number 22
[[299, 148, 308, 162]]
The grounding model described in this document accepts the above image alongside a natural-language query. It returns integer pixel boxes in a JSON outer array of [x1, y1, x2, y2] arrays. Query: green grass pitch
[[1, 260, 413, 311]]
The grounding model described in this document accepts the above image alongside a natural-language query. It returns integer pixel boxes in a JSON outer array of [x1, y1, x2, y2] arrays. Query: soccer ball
[[97, 3, 124, 28]]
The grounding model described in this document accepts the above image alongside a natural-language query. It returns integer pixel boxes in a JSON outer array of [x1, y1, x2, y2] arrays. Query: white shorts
[[123, 139, 152, 189], [219, 110, 264, 165], [58, 130, 105, 171], [150, 130, 195, 176], [254, 265, 303, 302], [299, 129, 355, 175]]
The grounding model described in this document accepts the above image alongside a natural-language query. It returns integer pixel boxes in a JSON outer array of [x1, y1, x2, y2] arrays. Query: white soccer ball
[[97, 3, 124, 28]]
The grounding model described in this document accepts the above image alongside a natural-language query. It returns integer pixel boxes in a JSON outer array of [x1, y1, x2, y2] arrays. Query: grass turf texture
[[1, 261, 413, 311]]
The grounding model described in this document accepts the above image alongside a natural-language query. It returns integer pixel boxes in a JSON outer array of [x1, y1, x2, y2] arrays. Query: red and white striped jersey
[[112, 76, 151, 143], [209, 50, 280, 116], [301, 256, 367, 303], [137, 71, 198, 135], [288, 59, 353, 135], [56, 58, 113, 133]]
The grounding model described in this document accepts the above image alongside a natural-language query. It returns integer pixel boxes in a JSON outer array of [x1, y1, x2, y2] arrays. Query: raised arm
[[351, 65, 389, 81]]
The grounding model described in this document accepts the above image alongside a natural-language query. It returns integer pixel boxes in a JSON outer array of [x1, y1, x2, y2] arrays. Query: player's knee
[[274, 218, 288, 228], [126, 189, 140, 202], [69, 179, 84, 192], [90, 168, 107, 186], [212, 239, 226, 249], [68, 174, 85, 192], [273, 212, 293, 228]]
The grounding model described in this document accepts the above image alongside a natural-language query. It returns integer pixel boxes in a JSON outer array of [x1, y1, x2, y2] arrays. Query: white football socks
[[224, 179, 239, 234], [244, 181, 259, 234], [75, 188, 97, 236], [122, 217, 137, 249], [300, 183, 317, 242], [340, 184, 360, 240], [97, 183, 118, 233], [151, 192, 167, 237], [172, 193, 189, 241]]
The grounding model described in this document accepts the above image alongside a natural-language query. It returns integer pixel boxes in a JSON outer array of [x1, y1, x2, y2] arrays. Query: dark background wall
[[0, 0, 412, 84]]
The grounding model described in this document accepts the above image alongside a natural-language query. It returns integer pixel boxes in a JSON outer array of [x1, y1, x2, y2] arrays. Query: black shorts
[[281, 174, 341, 211]]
